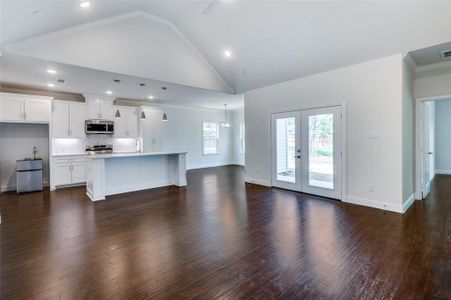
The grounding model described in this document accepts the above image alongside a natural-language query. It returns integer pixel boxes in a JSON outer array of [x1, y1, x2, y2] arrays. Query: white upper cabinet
[[0, 93, 51, 123], [87, 98, 114, 119], [69, 103, 86, 137], [140, 108, 165, 152], [52, 100, 86, 138], [114, 106, 138, 138]]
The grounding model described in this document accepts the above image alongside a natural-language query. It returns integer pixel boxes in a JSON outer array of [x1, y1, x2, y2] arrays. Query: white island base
[[86, 152, 187, 201]]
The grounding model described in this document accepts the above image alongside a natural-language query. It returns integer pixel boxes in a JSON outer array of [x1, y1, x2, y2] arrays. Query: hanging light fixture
[[162, 113, 168, 121], [220, 104, 231, 128], [141, 111, 146, 119], [114, 109, 121, 118]]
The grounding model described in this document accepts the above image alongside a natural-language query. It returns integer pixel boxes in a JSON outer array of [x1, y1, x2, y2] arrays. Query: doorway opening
[[270, 106, 342, 200], [415, 95, 451, 199]]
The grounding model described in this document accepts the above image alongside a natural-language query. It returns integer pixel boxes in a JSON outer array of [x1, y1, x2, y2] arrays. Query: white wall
[[0, 123, 49, 191], [244, 54, 406, 212], [435, 99, 451, 174], [402, 59, 415, 204], [146, 105, 236, 170], [415, 69, 451, 99], [231, 108, 245, 166]]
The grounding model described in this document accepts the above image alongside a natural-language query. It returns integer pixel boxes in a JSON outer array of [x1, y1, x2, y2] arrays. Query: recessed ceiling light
[[47, 69, 57, 74], [80, 1, 90, 8], [224, 50, 232, 58], [148, 95, 154, 99], [106, 90, 113, 95], [47, 83, 55, 87]]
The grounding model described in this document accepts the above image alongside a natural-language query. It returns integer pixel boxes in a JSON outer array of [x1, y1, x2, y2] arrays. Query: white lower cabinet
[[53, 156, 87, 187]]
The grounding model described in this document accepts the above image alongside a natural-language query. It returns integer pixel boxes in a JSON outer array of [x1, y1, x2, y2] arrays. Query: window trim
[[202, 121, 220, 155]]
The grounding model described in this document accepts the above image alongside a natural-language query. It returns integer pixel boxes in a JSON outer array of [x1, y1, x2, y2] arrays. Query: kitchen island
[[86, 151, 187, 201]]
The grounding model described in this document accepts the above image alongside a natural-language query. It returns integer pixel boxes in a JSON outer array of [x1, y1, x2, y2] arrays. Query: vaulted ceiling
[[1, 0, 451, 94]]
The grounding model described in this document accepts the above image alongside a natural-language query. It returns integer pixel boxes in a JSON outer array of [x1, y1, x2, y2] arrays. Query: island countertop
[[86, 151, 187, 159]]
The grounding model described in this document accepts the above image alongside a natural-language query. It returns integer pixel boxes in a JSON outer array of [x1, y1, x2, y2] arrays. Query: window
[[240, 123, 245, 153], [203, 122, 219, 155]]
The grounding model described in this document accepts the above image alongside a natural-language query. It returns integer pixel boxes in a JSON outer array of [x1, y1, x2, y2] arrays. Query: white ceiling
[[1, 0, 451, 95], [0, 53, 243, 110]]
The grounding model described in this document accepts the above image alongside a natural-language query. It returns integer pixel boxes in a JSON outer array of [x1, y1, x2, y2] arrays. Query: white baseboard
[[436, 169, 451, 175], [244, 177, 271, 187], [403, 193, 415, 213], [344, 195, 403, 213]]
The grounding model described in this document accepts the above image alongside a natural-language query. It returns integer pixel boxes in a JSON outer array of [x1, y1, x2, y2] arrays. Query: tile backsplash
[[52, 135, 141, 155]]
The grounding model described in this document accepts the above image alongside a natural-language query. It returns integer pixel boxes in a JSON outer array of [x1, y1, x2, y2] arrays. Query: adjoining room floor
[[1, 166, 450, 299]]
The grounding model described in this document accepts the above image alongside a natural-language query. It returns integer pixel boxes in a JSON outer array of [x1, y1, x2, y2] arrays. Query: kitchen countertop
[[52, 153, 87, 157], [86, 151, 187, 159]]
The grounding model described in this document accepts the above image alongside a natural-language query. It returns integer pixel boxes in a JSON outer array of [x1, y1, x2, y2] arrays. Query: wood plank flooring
[[1, 166, 450, 299]]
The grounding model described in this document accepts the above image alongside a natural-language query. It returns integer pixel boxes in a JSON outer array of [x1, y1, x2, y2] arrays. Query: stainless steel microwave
[[85, 120, 114, 134]]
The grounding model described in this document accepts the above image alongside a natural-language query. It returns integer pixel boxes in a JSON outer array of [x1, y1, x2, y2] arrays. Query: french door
[[271, 106, 342, 199]]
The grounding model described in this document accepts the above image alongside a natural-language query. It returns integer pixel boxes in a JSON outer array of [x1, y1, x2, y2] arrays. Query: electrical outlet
[[369, 184, 375, 192]]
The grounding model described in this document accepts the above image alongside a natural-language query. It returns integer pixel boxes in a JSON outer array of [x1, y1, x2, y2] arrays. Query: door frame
[[415, 94, 451, 200], [269, 103, 346, 201]]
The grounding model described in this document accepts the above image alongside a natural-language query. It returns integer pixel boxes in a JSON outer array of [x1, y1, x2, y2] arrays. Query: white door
[[69, 103, 86, 138], [141, 109, 155, 152], [422, 102, 435, 198], [127, 108, 139, 138], [52, 102, 70, 137], [24, 98, 50, 122], [100, 100, 115, 119], [54, 163, 72, 186], [0, 96, 23, 122], [271, 111, 302, 191], [87, 99, 101, 119], [152, 111, 164, 151], [113, 107, 128, 137], [271, 107, 342, 199], [71, 162, 86, 184], [301, 106, 342, 199]]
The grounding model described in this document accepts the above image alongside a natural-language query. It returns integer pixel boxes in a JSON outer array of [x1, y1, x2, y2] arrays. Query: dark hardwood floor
[[1, 166, 450, 299]]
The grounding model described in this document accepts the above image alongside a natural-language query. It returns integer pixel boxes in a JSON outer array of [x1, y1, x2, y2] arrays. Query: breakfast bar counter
[[86, 151, 187, 201]]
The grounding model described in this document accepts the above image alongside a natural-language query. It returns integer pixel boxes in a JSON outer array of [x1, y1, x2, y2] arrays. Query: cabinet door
[[52, 102, 70, 137], [54, 163, 72, 186], [113, 107, 127, 137], [152, 111, 164, 151], [87, 99, 101, 119], [69, 103, 86, 137], [24, 98, 51, 122], [71, 162, 86, 184], [100, 100, 115, 119], [127, 108, 139, 138], [141, 110, 154, 152], [0, 95, 23, 122]]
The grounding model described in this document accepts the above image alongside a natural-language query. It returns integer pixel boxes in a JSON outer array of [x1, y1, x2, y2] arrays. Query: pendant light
[[114, 97, 121, 118], [141, 111, 146, 119], [220, 104, 231, 128], [162, 113, 168, 121]]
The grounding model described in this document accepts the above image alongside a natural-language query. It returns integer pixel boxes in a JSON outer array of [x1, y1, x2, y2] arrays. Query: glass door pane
[[276, 117, 296, 183], [301, 106, 342, 200], [308, 114, 334, 189]]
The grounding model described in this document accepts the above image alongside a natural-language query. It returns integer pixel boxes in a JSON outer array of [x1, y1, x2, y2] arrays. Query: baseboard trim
[[436, 169, 451, 175], [344, 195, 403, 214], [244, 177, 271, 187], [403, 193, 415, 213]]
